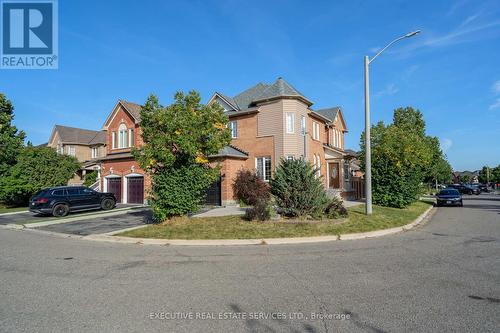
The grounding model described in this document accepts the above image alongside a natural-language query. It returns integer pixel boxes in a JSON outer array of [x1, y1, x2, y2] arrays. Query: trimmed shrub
[[270, 158, 328, 218], [232, 169, 270, 206], [149, 164, 219, 221], [324, 196, 348, 219], [244, 199, 271, 221]]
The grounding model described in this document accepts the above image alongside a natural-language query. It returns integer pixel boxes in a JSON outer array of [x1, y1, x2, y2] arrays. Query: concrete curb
[[0, 210, 29, 216], [81, 205, 435, 246]]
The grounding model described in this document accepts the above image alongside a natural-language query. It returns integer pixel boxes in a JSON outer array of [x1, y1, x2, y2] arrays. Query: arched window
[[118, 123, 127, 148]]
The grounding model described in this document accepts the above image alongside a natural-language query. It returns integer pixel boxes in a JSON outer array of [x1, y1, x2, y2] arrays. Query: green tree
[[491, 165, 500, 183], [359, 107, 442, 208], [270, 158, 329, 218], [83, 170, 98, 187], [424, 137, 452, 186], [133, 91, 231, 220], [460, 174, 471, 183], [0, 146, 80, 206], [0, 93, 25, 177]]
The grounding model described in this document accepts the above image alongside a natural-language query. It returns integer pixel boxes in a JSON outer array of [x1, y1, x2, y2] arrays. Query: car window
[[440, 189, 459, 195], [52, 189, 67, 196], [80, 188, 95, 195], [67, 188, 79, 195]]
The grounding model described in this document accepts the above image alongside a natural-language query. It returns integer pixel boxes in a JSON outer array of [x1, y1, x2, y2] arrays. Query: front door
[[329, 162, 340, 189], [107, 178, 122, 203], [127, 176, 144, 204]]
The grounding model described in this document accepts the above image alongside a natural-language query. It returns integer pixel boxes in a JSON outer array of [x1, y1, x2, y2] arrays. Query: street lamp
[[364, 30, 421, 215]]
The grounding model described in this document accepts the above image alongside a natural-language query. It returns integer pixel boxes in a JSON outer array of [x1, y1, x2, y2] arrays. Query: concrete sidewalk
[[192, 206, 247, 218]]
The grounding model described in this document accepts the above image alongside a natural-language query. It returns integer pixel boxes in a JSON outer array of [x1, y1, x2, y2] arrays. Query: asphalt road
[[0, 194, 499, 332]]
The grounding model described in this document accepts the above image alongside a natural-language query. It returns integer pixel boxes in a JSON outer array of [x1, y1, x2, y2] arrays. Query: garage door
[[127, 176, 144, 204], [107, 178, 122, 203]]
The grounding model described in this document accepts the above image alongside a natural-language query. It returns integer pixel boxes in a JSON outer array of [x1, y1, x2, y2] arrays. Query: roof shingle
[[52, 125, 106, 145]]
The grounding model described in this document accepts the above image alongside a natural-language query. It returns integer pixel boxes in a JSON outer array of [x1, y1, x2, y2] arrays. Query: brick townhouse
[[98, 78, 355, 205]]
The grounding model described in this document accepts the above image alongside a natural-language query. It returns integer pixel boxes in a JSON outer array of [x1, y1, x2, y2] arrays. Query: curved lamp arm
[[368, 30, 421, 65]]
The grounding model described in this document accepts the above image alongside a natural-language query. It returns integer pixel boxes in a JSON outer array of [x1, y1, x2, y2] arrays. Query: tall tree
[[133, 91, 231, 220], [0, 93, 25, 176], [359, 106, 450, 208]]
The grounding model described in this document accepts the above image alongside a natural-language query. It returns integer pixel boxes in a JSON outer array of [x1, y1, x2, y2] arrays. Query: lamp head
[[405, 30, 421, 38]]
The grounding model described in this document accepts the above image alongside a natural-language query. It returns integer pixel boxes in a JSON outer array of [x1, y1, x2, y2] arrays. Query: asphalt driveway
[[0, 204, 143, 225], [36, 208, 151, 235]]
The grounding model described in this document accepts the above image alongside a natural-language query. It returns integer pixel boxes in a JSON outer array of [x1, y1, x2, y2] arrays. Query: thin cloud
[[423, 20, 500, 47], [460, 13, 480, 27], [492, 80, 500, 94], [374, 83, 398, 98], [447, 0, 470, 16], [440, 138, 453, 152], [489, 98, 500, 110]]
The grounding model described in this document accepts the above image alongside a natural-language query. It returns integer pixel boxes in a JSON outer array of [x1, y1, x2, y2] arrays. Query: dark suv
[[29, 186, 116, 217]]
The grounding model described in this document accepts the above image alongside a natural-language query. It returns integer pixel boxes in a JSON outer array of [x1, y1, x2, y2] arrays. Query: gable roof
[[103, 100, 142, 129], [315, 107, 340, 122], [50, 125, 106, 145], [119, 100, 142, 121]]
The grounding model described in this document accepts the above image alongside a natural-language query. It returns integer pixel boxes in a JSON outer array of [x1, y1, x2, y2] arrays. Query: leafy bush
[[0, 146, 79, 206], [83, 171, 98, 187], [232, 169, 270, 206], [149, 164, 220, 221], [244, 199, 271, 221], [324, 196, 348, 219], [270, 158, 328, 218]]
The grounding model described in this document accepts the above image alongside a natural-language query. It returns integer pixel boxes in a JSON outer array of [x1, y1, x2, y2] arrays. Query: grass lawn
[[0, 205, 28, 214], [118, 201, 432, 240]]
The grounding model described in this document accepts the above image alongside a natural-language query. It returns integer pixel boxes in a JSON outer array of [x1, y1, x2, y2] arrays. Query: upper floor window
[[229, 121, 238, 138], [312, 122, 320, 141], [67, 146, 76, 156], [91, 147, 98, 159], [128, 128, 134, 147], [286, 112, 295, 134], [300, 116, 306, 134], [112, 132, 116, 149], [118, 124, 127, 148], [256, 156, 272, 182]]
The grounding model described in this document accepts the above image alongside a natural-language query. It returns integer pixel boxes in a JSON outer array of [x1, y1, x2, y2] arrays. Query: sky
[[1, 0, 499, 171]]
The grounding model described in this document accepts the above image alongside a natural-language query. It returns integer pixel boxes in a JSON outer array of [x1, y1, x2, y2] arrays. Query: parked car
[[447, 184, 474, 195], [467, 184, 481, 195], [29, 186, 116, 217], [478, 184, 489, 192], [436, 189, 463, 207]]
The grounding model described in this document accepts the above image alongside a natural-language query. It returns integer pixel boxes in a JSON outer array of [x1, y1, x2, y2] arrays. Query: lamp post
[[364, 30, 421, 215]]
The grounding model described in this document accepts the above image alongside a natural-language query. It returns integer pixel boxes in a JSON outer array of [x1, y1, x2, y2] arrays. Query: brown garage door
[[107, 178, 122, 203], [127, 176, 144, 204]]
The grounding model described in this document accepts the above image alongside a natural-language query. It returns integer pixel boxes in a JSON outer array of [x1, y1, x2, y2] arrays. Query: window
[[67, 188, 79, 196], [67, 146, 75, 156], [286, 112, 295, 134], [118, 124, 127, 148], [344, 162, 350, 181], [312, 122, 320, 140], [229, 121, 238, 138], [256, 156, 272, 181], [112, 132, 116, 149], [317, 154, 321, 177], [286, 155, 294, 161], [128, 128, 134, 147], [300, 116, 306, 134], [91, 147, 98, 159], [52, 189, 67, 196]]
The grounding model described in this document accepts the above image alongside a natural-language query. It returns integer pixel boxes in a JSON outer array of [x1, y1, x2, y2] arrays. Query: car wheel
[[101, 198, 115, 210], [52, 204, 69, 217]]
